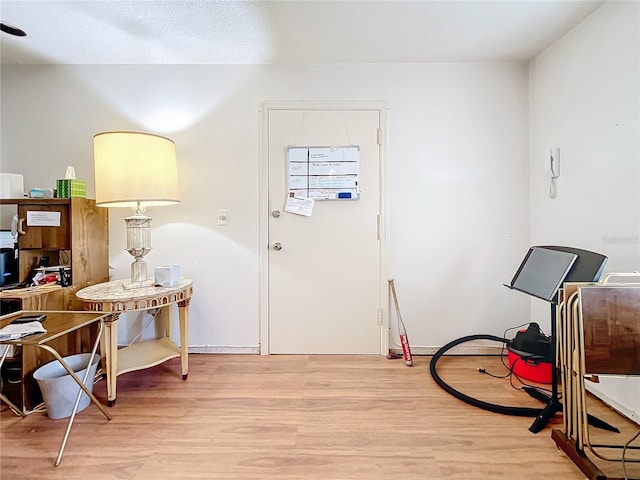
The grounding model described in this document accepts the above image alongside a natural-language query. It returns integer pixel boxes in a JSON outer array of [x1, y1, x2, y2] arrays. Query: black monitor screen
[[508, 247, 578, 302]]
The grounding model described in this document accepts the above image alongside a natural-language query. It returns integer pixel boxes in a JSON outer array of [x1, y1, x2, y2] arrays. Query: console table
[[76, 278, 193, 406]]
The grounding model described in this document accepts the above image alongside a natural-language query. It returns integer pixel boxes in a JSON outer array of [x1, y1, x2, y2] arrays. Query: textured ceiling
[[0, 0, 606, 65]]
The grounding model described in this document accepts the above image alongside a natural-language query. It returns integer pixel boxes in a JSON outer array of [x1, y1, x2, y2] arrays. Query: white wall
[[529, 1, 640, 418], [0, 63, 530, 351]]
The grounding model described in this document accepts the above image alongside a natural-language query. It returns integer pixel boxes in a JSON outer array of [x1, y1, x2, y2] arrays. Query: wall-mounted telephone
[[546, 148, 560, 199], [546, 148, 560, 178]]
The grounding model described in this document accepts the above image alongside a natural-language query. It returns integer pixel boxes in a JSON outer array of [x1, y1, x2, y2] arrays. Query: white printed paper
[[27, 211, 61, 227], [0, 321, 46, 340], [284, 194, 314, 217]]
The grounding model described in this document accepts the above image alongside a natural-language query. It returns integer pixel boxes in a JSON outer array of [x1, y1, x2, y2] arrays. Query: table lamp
[[93, 131, 180, 289]]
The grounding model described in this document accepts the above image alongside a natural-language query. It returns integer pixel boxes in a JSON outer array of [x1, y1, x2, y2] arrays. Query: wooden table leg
[[101, 313, 120, 406], [178, 299, 190, 380]]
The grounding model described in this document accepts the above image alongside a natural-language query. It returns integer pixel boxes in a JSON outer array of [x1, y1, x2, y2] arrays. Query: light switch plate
[[218, 210, 228, 226]]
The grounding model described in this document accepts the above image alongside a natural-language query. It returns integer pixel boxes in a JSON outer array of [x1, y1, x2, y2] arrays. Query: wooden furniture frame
[[554, 278, 640, 480], [76, 279, 192, 405], [0, 198, 109, 301], [0, 198, 109, 411], [0, 310, 112, 466]]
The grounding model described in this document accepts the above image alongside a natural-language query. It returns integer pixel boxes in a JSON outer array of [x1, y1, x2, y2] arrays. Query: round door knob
[[272, 210, 281, 218], [273, 242, 283, 251]]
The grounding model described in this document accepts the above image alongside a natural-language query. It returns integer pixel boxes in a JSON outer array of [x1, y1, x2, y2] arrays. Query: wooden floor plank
[[1, 354, 638, 479]]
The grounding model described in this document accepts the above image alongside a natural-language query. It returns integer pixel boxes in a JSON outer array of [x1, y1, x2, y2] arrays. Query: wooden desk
[[76, 279, 192, 406], [0, 289, 101, 411], [0, 310, 112, 466]]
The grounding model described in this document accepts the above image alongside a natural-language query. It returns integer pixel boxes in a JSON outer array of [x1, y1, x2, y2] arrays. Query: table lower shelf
[[116, 338, 180, 376]]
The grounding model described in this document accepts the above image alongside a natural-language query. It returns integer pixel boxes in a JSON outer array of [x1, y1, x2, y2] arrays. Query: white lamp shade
[[94, 131, 180, 208]]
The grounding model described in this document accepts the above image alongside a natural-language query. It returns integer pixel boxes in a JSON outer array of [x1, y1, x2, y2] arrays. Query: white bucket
[[33, 353, 100, 419]]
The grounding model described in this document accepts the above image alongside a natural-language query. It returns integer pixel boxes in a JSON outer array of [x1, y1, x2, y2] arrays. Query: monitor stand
[[507, 246, 618, 433]]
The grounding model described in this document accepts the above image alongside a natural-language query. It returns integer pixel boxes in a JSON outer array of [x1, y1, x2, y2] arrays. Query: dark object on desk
[[11, 314, 47, 324], [0, 299, 22, 315], [60, 267, 72, 287], [0, 248, 17, 287]]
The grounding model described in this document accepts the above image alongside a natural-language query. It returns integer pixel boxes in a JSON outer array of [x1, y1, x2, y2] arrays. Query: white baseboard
[[188, 345, 260, 354], [187, 345, 503, 356], [392, 345, 505, 356]]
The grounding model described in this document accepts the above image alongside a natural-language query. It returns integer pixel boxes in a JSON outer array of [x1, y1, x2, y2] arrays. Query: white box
[[154, 265, 181, 287], [0, 173, 24, 199]]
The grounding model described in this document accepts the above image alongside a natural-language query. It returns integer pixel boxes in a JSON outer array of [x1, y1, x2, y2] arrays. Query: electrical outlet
[[217, 210, 228, 226]]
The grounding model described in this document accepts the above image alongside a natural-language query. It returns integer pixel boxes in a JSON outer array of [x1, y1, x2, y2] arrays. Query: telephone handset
[[546, 148, 560, 199], [546, 148, 560, 179]]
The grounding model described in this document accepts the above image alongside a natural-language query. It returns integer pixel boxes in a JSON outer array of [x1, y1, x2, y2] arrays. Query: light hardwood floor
[[1, 354, 638, 479]]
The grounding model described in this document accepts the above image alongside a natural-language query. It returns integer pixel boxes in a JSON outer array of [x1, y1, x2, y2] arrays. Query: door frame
[[258, 100, 390, 355]]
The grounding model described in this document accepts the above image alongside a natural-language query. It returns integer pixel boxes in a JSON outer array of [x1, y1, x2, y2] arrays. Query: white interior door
[[263, 103, 387, 354]]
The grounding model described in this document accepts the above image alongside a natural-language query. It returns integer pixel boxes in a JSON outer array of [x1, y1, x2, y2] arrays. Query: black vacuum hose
[[429, 334, 544, 417]]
